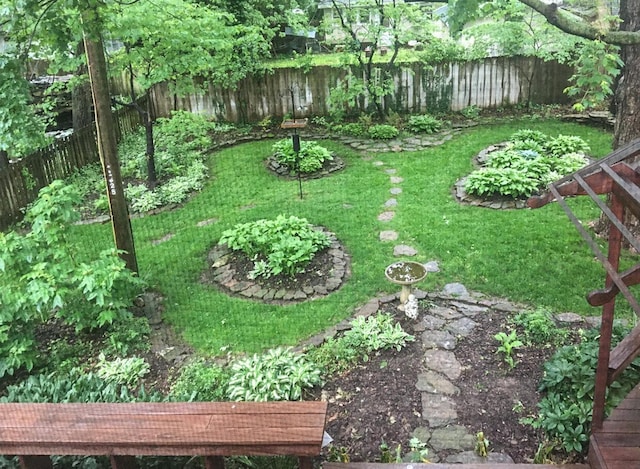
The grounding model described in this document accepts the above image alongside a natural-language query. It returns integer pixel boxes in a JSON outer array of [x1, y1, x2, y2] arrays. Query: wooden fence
[[146, 57, 573, 122], [2, 57, 573, 230], [0, 102, 144, 230]]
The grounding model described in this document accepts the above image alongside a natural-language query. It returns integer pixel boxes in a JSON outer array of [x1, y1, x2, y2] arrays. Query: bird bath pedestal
[[385, 261, 427, 305]]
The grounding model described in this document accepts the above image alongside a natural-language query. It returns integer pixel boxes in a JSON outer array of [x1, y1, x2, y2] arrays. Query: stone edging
[[205, 228, 350, 304], [294, 284, 611, 352], [453, 143, 530, 210], [265, 154, 346, 179]]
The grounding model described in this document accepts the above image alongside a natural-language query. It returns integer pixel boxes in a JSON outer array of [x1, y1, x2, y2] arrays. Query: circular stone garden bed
[[202, 228, 350, 304], [265, 153, 346, 179]]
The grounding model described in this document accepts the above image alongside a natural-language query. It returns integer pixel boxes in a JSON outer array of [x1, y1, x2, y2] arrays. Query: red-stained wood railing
[[0, 401, 327, 469]]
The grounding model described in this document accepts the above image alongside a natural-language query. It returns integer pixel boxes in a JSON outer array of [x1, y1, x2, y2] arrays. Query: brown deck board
[[591, 382, 640, 469], [0, 402, 327, 456]]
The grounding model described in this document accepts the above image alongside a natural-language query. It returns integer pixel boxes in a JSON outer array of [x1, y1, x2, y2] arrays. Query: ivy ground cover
[[68, 119, 614, 356]]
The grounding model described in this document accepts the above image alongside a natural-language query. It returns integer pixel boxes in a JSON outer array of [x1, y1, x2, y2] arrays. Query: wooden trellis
[[528, 138, 640, 468]]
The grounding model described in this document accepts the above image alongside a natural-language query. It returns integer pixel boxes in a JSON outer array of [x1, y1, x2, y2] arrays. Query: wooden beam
[[588, 264, 640, 306], [592, 192, 625, 431]]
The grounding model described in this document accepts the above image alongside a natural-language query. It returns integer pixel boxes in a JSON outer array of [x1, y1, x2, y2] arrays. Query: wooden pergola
[[528, 138, 640, 469]]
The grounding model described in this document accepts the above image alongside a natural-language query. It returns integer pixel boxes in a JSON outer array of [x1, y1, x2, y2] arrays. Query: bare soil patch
[[318, 297, 584, 464]]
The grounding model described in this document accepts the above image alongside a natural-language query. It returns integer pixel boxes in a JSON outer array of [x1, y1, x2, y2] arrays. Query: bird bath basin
[[385, 261, 427, 304]]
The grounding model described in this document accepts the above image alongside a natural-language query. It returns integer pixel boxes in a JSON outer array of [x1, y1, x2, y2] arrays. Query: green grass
[[69, 118, 617, 356]]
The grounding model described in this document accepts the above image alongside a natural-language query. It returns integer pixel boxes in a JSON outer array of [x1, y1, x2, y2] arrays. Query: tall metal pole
[[83, 25, 138, 273]]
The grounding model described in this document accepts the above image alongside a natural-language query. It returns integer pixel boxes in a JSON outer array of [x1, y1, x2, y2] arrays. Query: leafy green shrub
[[309, 313, 415, 375], [546, 135, 590, 158], [96, 353, 150, 387], [522, 327, 640, 454], [345, 313, 415, 354], [466, 131, 590, 199], [1, 368, 162, 403], [45, 337, 94, 375], [333, 122, 366, 137], [512, 308, 569, 345], [219, 215, 331, 278], [154, 110, 216, 153], [169, 360, 230, 402], [272, 139, 333, 173], [465, 167, 540, 198], [512, 158, 553, 180], [486, 149, 525, 169], [510, 129, 548, 146], [460, 105, 480, 119], [407, 114, 442, 134], [549, 152, 588, 174], [0, 181, 144, 377], [126, 159, 208, 214], [511, 140, 545, 155], [367, 124, 399, 140], [104, 315, 151, 357], [227, 348, 322, 401]]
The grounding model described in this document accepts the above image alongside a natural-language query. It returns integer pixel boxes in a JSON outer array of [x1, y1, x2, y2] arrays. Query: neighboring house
[[318, 0, 445, 49]]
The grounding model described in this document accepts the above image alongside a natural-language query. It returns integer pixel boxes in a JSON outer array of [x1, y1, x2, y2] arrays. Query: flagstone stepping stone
[[431, 306, 463, 320], [416, 371, 459, 395], [421, 393, 457, 427], [424, 349, 462, 380], [430, 425, 476, 452], [424, 260, 440, 272], [420, 316, 447, 330], [441, 282, 469, 297], [390, 176, 404, 184], [377, 211, 395, 222], [446, 317, 478, 337], [384, 198, 398, 207], [379, 230, 398, 241], [151, 233, 175, 245], [196, 218, 218, 227], [393, 244, 417, 256], [390, 187, 402, 195], [421, 330, 457, 350], [385, 168, 397, 174]]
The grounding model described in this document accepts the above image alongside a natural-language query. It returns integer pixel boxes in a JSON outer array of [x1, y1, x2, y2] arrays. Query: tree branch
[[518, 0, 640, 45]]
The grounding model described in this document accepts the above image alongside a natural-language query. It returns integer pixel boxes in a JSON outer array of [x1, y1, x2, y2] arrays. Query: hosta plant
[[272, 139, 333, 174], [407, 114, 442, 134], [308, 313, 415, 375], [218, 215, 331, 278], [465, 131, 589, 199], [227, 347, 322, 401], [368, 124, 399, 140]]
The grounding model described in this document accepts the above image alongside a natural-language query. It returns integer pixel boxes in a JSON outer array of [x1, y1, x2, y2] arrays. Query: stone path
[[300, 129, 460, 153], [297, 283, 600, 464], [366, 146, 519, 463], [408, 284, 518, 464]]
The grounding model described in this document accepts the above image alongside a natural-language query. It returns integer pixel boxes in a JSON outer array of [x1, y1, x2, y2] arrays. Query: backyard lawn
[[68, 117, 615, 356]]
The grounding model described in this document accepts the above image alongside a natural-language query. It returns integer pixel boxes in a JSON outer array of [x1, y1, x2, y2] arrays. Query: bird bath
[[385, 261, 427, 304]]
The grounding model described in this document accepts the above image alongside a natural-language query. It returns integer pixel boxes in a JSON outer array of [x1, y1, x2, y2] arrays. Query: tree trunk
[[72, 78, 93, 130], [0, 150, 9, 171], [72, 42, 93, 131], [125, 60, 157, 188], [595, 0, 640, 245], [84, 27, 138, 273], [613, 0, 640, 148], [144, 112, 157, 189]]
